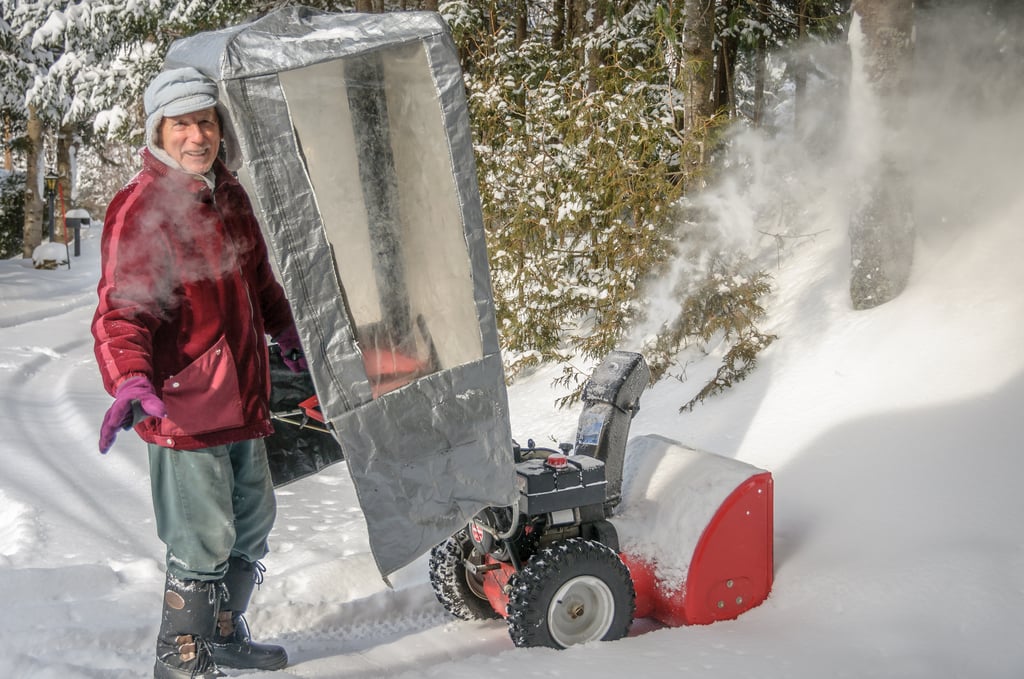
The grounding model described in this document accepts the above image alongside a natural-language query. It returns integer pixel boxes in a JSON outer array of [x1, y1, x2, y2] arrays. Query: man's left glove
[[99, 376, 167, 454], [275, 326, 308, 372]]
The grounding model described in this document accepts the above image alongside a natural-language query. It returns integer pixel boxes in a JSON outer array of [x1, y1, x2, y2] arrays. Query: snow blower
[[162, 7, 774, 651], [428, 351, 774, 648]]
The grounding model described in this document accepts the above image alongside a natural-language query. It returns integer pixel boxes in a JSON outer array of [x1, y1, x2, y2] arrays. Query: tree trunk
[[713, 0, 738, 117], [752, 32, 767, 126], [681, 0, 717, 129], [22, 105, 43, 258], [794, 0, 809, 132], [848, 0, 915, 310], [585, 1, 607, 92], [680, 0, 717, 180], [3, 116, 11, 171], [568, 0, 589, 62], [515, 0, 527, 47], [57, 122, 75, 234], [553, 0, 566, 50]]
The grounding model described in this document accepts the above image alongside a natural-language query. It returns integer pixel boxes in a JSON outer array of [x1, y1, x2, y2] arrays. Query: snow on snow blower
[[163, 8, 774, 650]]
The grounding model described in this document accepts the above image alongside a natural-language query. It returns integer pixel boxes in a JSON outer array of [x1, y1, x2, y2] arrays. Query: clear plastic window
[[280, 44, 483, 397]]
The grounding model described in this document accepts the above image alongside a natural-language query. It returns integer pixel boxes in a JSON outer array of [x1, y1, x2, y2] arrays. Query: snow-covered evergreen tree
[[0, 0, 863, 407]]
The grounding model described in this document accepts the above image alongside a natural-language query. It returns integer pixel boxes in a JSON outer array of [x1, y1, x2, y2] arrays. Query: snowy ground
[[3, 8, 1024, 677], [3, 174, 1023, 678]]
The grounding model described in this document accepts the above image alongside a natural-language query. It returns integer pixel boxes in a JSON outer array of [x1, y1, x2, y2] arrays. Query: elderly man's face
[[158, 107, 222, 174]]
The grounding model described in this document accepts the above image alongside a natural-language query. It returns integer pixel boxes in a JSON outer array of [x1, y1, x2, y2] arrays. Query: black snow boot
[[210, 557, 288, 671], [153, 575, 224, 679]]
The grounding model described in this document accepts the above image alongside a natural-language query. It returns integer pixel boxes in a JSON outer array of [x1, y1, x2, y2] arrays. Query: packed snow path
[[2, 186, 1024, 678]]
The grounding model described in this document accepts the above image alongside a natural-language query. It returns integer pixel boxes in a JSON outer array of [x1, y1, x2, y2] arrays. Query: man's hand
[[99, 376, 167, 454], [275, 326, 308, 372]]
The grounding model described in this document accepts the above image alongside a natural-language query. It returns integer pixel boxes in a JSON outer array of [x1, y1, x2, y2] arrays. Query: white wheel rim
[[547, 575, 616, 647]]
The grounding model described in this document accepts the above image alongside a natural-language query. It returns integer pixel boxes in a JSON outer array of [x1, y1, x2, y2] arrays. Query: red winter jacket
[[93, 149, 294, 450]]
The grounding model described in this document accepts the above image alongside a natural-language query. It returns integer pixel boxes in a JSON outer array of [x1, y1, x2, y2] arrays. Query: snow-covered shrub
[[448, 2, 692, 380], [440, 2, 779, 409], [643, 254, 776, 411]]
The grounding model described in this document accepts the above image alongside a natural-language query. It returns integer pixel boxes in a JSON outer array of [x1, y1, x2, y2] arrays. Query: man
[[93, 67, 306, 679]]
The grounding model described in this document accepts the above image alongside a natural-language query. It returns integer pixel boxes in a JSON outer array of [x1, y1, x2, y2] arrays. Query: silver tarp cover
[[164, 7, 517, 578]]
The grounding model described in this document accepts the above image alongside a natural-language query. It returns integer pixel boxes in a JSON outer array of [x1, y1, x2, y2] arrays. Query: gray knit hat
[[144, 67, 223, 170], [145, 67, 218, 118]]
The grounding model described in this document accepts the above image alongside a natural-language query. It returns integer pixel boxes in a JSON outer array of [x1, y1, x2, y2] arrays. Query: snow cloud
[[632, 2, 1024, 347]]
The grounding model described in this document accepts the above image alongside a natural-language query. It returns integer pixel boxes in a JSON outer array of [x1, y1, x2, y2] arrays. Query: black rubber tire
[[428, 529, 502, 621], [506, 538, 635, 648]]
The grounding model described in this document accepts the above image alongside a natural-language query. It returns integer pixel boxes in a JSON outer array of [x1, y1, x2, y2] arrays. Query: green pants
[[148, 439, 277, 581]]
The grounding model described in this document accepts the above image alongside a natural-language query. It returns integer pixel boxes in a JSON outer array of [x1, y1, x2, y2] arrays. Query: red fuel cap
[[545, 453, 569, 469]]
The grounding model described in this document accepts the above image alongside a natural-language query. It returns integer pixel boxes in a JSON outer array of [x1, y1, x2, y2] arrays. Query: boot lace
[[189, 637, 219, 678], [219, 559, 265, 607]]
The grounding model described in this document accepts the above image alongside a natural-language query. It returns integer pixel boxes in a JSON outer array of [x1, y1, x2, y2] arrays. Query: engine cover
[[516, 455, 606, 516]]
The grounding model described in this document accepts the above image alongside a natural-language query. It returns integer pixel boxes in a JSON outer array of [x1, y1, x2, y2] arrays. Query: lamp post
[[43, 171, 58, 242]]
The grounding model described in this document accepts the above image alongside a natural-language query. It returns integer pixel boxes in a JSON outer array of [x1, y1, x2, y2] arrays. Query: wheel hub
[[547, 575, 616, 647]]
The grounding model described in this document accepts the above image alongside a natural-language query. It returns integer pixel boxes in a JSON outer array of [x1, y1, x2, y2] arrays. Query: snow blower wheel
[[506, 538, 635, 648], [428, 529, 502, 621]]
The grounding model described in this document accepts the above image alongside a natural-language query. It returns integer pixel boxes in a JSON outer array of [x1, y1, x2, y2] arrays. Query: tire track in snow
[[0, 290, 97, 329], [0, 302, 157, 564]]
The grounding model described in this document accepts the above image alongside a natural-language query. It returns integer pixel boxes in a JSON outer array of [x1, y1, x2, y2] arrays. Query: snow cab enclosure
[[163, 7, 517, 578]]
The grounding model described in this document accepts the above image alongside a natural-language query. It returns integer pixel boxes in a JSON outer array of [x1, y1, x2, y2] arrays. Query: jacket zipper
[[212, 187, 268, 419]]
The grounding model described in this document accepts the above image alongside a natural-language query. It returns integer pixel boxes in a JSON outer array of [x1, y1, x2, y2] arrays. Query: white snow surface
[[2, 180, 1023, 677], [3, 11, 1024, 672]]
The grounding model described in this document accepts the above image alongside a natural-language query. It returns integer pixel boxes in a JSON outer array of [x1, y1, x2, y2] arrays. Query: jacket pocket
[[161, 335, 246, 437]]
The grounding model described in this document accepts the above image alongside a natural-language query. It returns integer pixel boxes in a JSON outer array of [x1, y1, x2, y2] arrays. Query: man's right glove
[[99, 376, 167, 454], [275, 325, 308, 372]]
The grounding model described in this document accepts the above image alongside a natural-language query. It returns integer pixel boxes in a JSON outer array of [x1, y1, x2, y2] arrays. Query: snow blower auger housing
[[163, 8, 773, 650]]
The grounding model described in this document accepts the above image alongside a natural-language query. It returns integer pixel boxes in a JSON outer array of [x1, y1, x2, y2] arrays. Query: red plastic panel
[[624, 471, 773, 627], [622, 555, 687, 626], [299, 394, 325, 422], [362, 348, 432, 397], [687, 471, 773, 623], [481, 557, 516, 618]]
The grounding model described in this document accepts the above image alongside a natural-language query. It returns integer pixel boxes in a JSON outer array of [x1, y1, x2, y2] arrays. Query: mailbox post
[[43, 171, 58, 242], [65, 208, 90, 257]]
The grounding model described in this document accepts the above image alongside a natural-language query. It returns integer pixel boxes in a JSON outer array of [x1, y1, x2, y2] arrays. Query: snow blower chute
[[162, 7, 774, 650]]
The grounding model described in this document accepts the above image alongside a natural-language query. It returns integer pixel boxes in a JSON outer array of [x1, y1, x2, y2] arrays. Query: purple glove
[[275, 326, 308, 372], [99, 376, 167, 454]]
